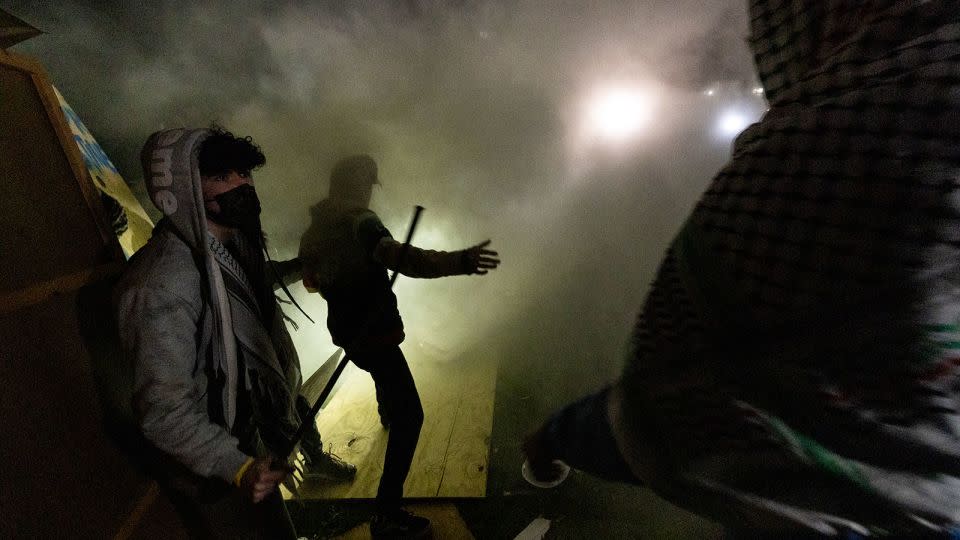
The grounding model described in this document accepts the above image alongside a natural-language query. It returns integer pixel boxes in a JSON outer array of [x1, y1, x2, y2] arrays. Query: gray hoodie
[[115, 128, 301, 483]]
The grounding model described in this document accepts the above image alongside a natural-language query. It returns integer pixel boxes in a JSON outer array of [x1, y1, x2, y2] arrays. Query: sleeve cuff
[[212, 449, 253, 484], [233, 457, 256, 487]]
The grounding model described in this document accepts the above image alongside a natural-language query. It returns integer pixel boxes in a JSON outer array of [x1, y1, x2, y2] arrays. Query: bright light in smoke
[[566, 81, 660, 177], [584, 85, 653, 143], [717, 109, 751, 137]]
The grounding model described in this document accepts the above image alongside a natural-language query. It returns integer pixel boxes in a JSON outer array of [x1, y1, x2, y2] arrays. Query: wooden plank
[[0, 48, 46, 74], [300, 347, 343, 406], [401, 356, 463, 497], [436, 356, 498, 497], [113, 483, 159, 540], [0, 261, 123, 315]]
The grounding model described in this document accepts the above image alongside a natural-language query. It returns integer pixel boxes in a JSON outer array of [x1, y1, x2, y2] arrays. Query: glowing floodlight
[[585, 85, 653, 143], [717, 109, 751, 137], [752, 86, 764, 95]]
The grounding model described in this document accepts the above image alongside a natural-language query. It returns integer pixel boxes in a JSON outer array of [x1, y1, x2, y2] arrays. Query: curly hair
[[197, 126, 266, 177]]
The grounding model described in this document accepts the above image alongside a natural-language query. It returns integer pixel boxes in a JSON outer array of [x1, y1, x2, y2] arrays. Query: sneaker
[[303, 450, 357, 482], [370, 509, 431, 539], [522, 428, 566, 484]]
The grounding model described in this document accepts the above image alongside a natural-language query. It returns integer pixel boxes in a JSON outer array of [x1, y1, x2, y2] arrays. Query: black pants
[[294, 394, 326, 464], [347, 344, 424, 510]]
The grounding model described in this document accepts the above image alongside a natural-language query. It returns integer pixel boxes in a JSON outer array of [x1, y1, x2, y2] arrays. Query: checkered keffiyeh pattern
[[619, 1, 960, 534]]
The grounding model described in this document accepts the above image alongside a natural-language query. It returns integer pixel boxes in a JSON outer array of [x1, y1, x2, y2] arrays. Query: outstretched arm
[[353, 210, 501, 277], [373, 238, 501, 278]]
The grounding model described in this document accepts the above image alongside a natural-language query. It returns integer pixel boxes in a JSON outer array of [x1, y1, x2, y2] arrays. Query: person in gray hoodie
[[115, 127, 352, 538]]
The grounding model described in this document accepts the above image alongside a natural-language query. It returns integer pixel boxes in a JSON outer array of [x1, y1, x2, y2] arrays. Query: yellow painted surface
[[54, 86, 153, 257]]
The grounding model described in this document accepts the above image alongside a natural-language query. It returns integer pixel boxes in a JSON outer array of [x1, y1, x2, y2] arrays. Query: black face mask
[[206, 183, 262, 233]]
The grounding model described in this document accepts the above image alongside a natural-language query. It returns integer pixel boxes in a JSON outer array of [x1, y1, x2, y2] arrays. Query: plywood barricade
[[0, 48, 184, 539]]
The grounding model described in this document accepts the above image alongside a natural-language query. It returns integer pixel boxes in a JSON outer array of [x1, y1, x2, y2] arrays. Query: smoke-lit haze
[[8, 0, 763, 436]]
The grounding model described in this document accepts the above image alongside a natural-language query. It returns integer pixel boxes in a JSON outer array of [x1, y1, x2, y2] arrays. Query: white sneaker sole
[[521, 459, 570, 488]]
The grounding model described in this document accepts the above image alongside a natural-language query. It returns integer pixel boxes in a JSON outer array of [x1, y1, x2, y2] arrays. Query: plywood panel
[[0, 63, 109, 293], [0, 49, 174, 539], [0, 286, 174, 538], [302, 362, 389, 499], [293, 346, 496, 501], [436, 356, 498, 497], [402, 356, 463, 498]]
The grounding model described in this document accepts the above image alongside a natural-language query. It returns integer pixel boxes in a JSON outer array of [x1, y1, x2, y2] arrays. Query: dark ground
[[290, 360, 722, 539]]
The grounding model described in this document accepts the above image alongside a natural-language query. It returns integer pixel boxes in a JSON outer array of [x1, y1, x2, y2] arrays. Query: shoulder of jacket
[[352, 208, 384, 230], [116, 229, 203, 311]]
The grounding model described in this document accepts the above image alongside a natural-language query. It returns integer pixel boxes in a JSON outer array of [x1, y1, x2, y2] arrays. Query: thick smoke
[[8, 0, 756, 414]]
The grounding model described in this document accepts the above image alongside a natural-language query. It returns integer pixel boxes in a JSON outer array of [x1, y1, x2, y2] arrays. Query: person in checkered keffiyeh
[[524, 1, 960, 536]]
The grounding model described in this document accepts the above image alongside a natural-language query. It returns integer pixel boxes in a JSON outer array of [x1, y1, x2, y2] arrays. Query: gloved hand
[[461, 239, 501, 275]]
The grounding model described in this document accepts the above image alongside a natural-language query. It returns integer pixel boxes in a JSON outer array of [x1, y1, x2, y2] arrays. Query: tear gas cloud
[[10, 0, 762, 412]]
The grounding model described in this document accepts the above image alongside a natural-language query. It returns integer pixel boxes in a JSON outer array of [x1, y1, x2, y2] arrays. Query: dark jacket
[[299, 198, 471, 349]]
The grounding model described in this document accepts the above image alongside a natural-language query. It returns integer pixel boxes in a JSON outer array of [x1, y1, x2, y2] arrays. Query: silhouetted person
[[299, 155, 500, 538], [115, 127, 352, 539], [525, 2, 960, 536]]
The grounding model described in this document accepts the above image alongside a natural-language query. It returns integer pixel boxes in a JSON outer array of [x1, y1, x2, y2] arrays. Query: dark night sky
[[5, 0, 763, 407]]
